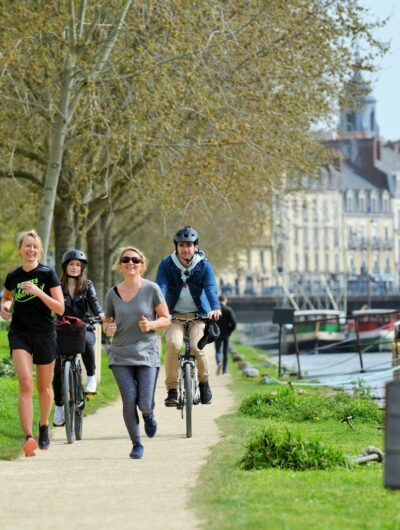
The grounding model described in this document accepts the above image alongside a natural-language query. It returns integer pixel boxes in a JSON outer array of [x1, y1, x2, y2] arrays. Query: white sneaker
[[85, 375, 97, 394], [53, 405, 64, 427]]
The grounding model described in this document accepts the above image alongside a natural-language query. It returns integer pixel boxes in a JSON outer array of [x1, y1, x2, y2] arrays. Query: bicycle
[[56, 315, 102, 444], [172, 316, 208, 438]]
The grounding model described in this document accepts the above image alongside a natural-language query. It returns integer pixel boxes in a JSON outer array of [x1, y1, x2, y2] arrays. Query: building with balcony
[[222, 75, 400, 298]]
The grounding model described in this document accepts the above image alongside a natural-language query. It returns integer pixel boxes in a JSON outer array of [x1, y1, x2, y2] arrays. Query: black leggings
[[53, 331, 96, 406]]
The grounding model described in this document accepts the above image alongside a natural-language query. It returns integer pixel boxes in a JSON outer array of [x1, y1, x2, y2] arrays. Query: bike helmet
[[61, 249, 88, 269], [173, 226, 199, 245]]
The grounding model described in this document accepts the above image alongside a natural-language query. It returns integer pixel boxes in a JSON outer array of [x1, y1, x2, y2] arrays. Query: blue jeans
[[111, 365, 159, 444], [215, 335, 230, 374]]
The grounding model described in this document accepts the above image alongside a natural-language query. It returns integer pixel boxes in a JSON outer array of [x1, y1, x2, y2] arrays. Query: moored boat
[[346, 309, 400, 352], [281, 309, 347, 354]]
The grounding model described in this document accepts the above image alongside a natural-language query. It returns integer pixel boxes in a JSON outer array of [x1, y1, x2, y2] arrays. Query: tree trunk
[[54, 200, 76, 277], [87, 218, 105, 306]]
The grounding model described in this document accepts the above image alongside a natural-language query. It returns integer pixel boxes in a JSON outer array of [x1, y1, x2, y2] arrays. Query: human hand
[[0, 306, 12, 320], [207, 309, 222, 321], [104, 317, 117, 337], [22, 281, 41, 296], [139, 315, 153, 332]]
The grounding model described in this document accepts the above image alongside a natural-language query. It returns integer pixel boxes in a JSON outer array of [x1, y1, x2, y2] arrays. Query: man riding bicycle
[[156, 226, 221, 406]]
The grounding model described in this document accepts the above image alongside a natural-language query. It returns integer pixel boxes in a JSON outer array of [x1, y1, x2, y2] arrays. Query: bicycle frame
[[172, 316, 205, 437]]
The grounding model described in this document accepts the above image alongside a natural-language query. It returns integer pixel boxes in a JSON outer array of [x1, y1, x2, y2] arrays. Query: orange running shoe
[[23, 436, 37, 457]]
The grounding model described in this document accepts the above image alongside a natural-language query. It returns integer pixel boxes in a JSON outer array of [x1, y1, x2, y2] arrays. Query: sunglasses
[[120, 256, 142, 264]]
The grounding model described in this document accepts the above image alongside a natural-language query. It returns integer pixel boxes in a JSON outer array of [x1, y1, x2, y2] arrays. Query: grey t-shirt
[[104, 279, 165, 367]]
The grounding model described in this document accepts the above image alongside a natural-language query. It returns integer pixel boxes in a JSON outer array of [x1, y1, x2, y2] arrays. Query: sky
[[360, 0, 400, 141]]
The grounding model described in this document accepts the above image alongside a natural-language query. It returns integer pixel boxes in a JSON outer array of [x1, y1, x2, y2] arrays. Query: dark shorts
[[8, 329, 57, 365]]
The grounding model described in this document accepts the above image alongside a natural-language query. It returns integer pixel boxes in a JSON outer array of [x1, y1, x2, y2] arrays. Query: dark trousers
[[111, 365, 159, 444], [215, 334, 230, 374]]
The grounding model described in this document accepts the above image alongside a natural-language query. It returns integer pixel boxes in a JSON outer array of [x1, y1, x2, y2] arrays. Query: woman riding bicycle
[[52, 249, 104, 427], [0, 229, 64, 456]]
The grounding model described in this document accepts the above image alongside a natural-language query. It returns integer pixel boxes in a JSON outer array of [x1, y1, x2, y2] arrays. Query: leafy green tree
[[0, 0, 387, 285]]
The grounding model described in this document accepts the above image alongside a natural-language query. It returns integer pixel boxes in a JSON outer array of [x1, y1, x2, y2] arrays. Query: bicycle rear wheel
[[184, 363, 193, 438], [62, 360, 76, 444]]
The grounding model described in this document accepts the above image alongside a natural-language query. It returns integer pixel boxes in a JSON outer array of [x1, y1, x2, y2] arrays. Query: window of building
[[303, 202, 308, 223], [373, 252, 379, 274], [324, 227, 329, 248], [348, 253, 355, 274], [314, 227, 319, 247], [323, 200, 329, 221], [359, 193, 365, 213], [260, 250, 265, 273], [346, 191, 353, 211], [325, 253, 330, 271], [315, 253, 319, 271], [382, 193, 390, 213], [304, 227, 309, 247], [334, 254, 339, 272], [371, 193, 377, 213], [385, 255, 391, 274]]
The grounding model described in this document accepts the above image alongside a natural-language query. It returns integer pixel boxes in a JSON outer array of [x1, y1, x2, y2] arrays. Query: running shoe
[[23, 436, 37, 457], [53, 405, 65, 427], [143, 413, 157, 438], [38, 423, 50, 450], [130, 443, 144, 459]]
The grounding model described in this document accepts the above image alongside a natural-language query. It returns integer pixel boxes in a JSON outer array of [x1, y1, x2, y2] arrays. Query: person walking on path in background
[[103, 246, 170, 459], [52, 249, 105, 427], [0, 230, 64, 456], [156, 226, 221, 407], [215, 295, 237, 375]]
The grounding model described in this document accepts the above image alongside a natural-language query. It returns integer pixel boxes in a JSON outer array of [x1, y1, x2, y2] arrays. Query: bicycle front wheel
[[62, 360, 76, 444], [74, 367, 84, 441], [184, 363, 193, 438]]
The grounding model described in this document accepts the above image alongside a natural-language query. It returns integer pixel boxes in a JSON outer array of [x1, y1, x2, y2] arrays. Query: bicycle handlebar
[[85, 315, 103, 326], [171, 316, 209, 323]]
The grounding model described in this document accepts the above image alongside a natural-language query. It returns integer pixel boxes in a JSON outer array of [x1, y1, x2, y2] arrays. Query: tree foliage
[[0, 0, 387, 295]]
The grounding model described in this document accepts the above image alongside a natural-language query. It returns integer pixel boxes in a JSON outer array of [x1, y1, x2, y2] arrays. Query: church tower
[[339, 72, 379, 138]]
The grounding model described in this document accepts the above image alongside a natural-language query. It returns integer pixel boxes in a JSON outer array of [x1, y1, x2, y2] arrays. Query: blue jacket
[[156, 255, 220, 316]]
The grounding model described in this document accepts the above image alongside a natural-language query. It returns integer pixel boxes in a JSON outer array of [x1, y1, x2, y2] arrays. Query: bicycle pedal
[[84, 391, 97, 397]]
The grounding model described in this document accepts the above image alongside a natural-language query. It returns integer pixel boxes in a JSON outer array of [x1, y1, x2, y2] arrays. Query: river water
[[269, 352, 394, 402], [236, 324, 398, 402]]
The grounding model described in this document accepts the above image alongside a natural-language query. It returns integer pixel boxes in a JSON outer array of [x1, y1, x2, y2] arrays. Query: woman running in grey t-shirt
[[103, 246, 170, 459]]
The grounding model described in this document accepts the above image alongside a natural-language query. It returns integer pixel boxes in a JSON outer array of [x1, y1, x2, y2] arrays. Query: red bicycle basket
[[55, 316, 86, 354]]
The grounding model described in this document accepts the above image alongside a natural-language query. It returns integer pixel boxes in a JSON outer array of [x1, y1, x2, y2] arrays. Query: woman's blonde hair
[[112, 246, 147, 273], [16, 229, 43, 256]]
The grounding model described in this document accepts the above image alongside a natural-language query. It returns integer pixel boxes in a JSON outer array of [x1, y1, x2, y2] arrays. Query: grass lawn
[[191, 342, 400, 530], [0, 328, 119, 460]]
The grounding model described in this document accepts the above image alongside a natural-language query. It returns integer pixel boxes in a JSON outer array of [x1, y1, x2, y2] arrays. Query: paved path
[[0, 349, 234, 530]]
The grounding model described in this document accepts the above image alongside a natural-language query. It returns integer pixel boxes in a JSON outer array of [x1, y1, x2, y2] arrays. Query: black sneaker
[[199, 382, 212, 404], [164, 389, 178, 407], [38, 423, 50, 450], [143, 413, 157, 438], [130, 443, 144, 459]]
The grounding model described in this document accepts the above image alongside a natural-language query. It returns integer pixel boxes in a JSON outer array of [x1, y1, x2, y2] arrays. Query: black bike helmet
[[61, 249, 88, 270], [173, 226, 199, 245]]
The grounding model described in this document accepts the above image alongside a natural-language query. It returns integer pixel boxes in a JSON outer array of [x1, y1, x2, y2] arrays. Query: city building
[[222, 75, 400, 299]]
